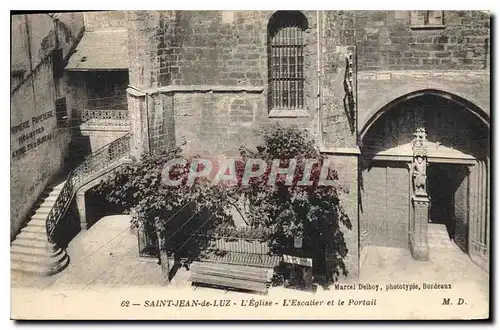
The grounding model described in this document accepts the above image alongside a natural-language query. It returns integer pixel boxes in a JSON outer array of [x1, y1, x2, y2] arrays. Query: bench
[[189, 261, 273, 294]]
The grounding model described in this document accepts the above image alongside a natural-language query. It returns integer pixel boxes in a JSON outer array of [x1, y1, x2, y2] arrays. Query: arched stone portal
[[359, 91, 490, 271]]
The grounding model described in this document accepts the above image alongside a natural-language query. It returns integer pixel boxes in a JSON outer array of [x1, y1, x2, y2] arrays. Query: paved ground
[[11, 215, 489, 319], [11, 215, 489, 295], [11, 215, 165, 290], [359, 229, 489, 300]]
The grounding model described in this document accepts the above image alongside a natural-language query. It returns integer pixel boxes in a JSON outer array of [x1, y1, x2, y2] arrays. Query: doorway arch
[[358, 90, 490, 271], [359, 88, 490, 141]]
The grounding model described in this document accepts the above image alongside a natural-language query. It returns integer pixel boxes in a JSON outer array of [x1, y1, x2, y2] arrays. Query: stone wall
[[10, 13, 84, 239], [354, 11, 490, 71], [11, 15, 32, 80], [10, 60, 71, 239], [127, 10, 321, 156], [320, 11, 357, 149], [148, 92, 176, 154], [79, 126, 129, 153], [356, 70, 490, 134], [83, 11, 128, 31], [120, 10, 491, 280], [323, 154, 359, 281], [353, 11, 490, 133]]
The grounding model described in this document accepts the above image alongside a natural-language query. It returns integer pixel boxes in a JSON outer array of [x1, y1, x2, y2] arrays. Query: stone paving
[[11, 215, 165, 290], [11, 215, 489, 298], [10, 215, 489, 320], [359, 245, 489, 297]]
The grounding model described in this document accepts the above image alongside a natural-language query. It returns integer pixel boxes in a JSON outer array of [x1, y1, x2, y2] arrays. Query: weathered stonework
[[120, 10, 491, 281], [357, 70, 490, 134], [10, 13, 84, 239], [354, 11, 490, 71], [45, 10, 491, 281], [126, 11, 322, 156]]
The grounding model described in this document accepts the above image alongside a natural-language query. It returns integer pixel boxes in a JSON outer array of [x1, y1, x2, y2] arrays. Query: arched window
[[268, 11, 308, 110]]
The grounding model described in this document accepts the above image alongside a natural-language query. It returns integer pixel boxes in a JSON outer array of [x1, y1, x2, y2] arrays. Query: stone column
[[409, 126, 430, 261], [156, 230, 171, 285], [125, 11, 178, 159], [76, 191, 88, 230], [127, 93, 150, 159], [410, 195, 430, 260]]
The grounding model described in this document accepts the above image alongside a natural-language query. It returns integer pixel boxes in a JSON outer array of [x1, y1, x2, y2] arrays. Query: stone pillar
[[410, 195, 430, 260], [126, 11, 160, 160], [76, 192, 88, 230], [156, 230, 171, 285], [126, 11, 179, 159], [127, 93, 150, 159], [409, 126, 430, 261]]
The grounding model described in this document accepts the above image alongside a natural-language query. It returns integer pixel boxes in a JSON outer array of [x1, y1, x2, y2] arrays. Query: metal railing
[[46, 134, 131, 242], [80, 109, 129, 126]]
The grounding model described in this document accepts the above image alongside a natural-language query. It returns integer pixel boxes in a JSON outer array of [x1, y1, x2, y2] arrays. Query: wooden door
[[360, 161, 410, 249]]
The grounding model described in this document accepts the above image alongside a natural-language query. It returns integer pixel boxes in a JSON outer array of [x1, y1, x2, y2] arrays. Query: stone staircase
[[11, 133, 131, 277], [11, 181, 70, 276]]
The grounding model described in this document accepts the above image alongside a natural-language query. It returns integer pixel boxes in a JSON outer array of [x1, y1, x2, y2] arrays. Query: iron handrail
[[80, 109, 129, 126], [46, 133, 131, 242]]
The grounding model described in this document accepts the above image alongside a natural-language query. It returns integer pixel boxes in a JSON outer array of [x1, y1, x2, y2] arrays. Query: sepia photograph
[[9, 9, 491, 320]]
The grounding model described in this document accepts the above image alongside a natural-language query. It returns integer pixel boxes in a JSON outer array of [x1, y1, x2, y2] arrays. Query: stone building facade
[[119, 10, 490, 280], [12, 10, 490, 281], [10, 13, 84, 239]]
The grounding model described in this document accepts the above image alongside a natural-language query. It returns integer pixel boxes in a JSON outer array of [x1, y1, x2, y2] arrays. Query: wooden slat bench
[[189, 261, 272, 294]]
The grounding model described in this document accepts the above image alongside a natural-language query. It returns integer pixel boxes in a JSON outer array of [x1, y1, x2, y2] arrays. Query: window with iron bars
[[55, 97, 68, 128], [268, 11, 308, 110]]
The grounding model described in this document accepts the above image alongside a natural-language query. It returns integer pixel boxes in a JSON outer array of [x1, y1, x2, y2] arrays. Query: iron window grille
[[268, 11, 308, 110], [55, 97, 68, 128]]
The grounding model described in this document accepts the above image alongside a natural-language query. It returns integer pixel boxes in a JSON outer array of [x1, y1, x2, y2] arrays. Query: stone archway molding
[[76, 158, 133, 230], [359, 87, 490, 142]]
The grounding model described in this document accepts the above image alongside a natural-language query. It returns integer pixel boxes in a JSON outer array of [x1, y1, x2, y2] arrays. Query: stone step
[[11, 248, 66, 264], [37, 200, 56, 208], [48, 188, 63, 195], [51, 182, 66, 190], [11, 260, 49, 275], [11, 252, 70, 276], [45, 196, 58, 202], [35, 206, 53, 214], [28, 219, 46, 227], [11, 245, 63, 257], [9, 180, 70, 277], [21, 225, 46, 234], [12, 236, 48, 249], [11, 252, 48, 266], [16, 230, 47, 241], [31, 213, 48, 221]]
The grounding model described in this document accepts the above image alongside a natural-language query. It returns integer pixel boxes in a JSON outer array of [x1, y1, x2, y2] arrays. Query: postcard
[[10, 10, 490, 320]]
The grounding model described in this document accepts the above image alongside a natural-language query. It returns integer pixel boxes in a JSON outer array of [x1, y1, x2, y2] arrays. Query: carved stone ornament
[[412, 127, 428, 157], [343, 52, 355, 132], [412, 127, 428, 196]]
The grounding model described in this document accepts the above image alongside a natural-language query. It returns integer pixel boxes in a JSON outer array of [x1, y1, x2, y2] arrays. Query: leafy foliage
[[94, 123, 351, 281], [236, 123, 352, 280], [93, 142, 233, 257]]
